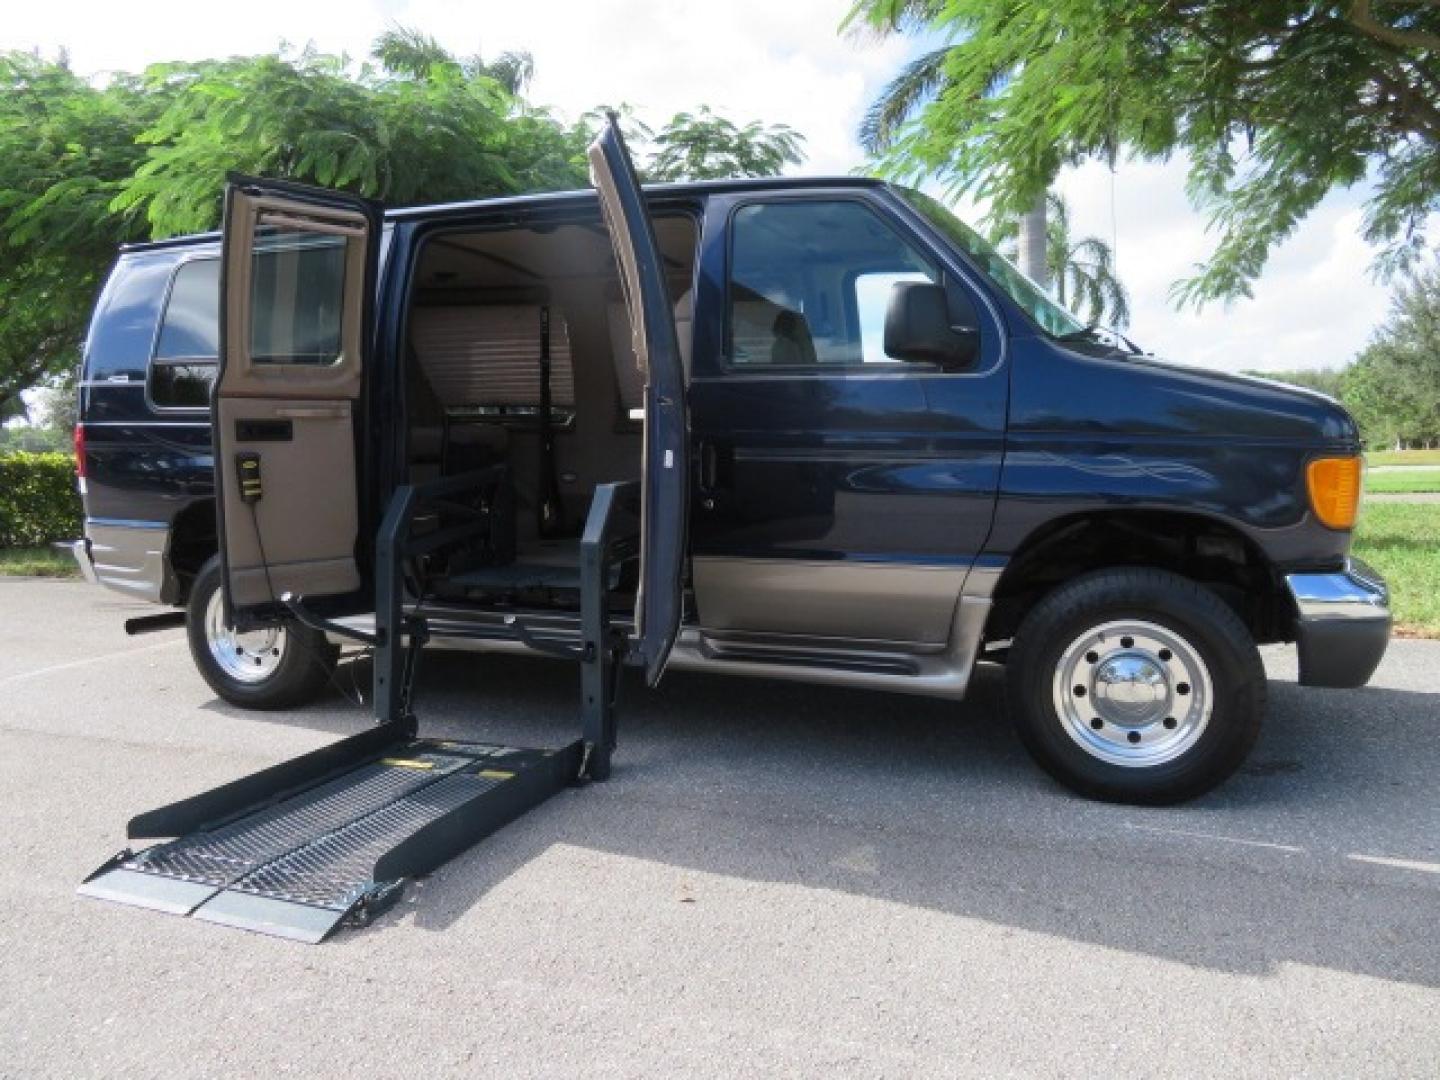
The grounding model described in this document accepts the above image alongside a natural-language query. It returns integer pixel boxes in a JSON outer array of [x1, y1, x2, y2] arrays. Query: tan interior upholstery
[[606, 288, 694, 410], [605, 300, 644, 411], [402, 216, 697, 553]]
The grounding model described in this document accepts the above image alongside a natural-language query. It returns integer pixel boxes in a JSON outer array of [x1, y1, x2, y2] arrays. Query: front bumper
[[1285, 557, 1391, 688]]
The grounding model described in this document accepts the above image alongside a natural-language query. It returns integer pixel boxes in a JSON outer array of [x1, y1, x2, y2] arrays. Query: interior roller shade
[[410, 306, 575, 408]]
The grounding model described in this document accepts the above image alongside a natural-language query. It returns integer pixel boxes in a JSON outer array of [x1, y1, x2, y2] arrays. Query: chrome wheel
[[1051, 619, 1212, 768], [204, 588, 287, 684]]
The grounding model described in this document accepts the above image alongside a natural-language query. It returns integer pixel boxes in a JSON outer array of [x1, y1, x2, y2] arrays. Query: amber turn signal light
[[1306, 456, 1362, 530]]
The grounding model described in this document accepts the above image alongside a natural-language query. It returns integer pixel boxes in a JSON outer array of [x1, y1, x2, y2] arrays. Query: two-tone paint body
[[73, 176, 1389, 695]]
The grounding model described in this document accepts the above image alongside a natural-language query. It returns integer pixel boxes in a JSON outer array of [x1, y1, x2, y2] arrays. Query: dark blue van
[[72, 127, 1390, 804]]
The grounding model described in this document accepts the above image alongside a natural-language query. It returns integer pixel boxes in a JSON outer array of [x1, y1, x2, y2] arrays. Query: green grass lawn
[[0, 545, 80, 578], [1367, 448, 1440, 467], [1352, 503, 1440, 636], [1366, 468, 1440, 494]]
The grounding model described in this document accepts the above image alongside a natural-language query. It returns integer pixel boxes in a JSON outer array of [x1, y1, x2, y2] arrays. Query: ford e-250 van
[[72, 119, 1390, 805]]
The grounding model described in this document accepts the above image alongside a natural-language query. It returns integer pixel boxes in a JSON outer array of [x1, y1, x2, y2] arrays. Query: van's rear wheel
[[186, 556, 338, 709], [1006, 568, 1265, 804]]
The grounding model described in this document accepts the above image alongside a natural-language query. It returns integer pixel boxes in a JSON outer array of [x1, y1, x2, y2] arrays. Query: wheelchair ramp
[[81, 729, 582, 942]]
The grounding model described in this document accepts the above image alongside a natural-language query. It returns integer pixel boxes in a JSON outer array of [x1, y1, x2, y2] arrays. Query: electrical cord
[[242, 495, 369, 708]]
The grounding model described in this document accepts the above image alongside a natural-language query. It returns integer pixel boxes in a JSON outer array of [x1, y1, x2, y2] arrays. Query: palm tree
[[991, 193, 1131, 329], [847, 0, 1052, 286], [371, 27, 534, 95]]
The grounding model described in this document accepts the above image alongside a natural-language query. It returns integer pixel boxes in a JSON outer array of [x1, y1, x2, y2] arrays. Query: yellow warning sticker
[[477, 769, 515, 781], [381, 757, 434, 770]]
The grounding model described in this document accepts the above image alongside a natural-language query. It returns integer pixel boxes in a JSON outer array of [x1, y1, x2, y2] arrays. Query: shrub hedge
[[0, 451, 83, 547]]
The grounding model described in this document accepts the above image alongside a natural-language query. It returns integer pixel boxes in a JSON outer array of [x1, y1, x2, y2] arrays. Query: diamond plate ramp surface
[[81, 737, 582, 942]]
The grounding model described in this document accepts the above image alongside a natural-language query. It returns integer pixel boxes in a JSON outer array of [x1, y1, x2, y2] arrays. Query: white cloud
[[2, 1, 1400, 374], [1051, 157, 1392, 374]]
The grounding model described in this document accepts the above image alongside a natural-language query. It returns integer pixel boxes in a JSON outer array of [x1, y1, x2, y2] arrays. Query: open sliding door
[[214, 176, 381, 619], [587, 118, 690, 684]]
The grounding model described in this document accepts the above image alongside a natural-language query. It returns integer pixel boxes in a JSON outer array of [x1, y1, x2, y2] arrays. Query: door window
[[727, 201, 937, 368], [249, 234, 348, 366]]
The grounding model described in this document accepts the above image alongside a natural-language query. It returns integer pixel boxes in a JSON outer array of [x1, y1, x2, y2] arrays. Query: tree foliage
[[0, 35, 806, 412], [0, 53, 161, 412], [1244, 367, 1346, 399], [846, 0, 1440, 306], [1341, 262, 1440, 449], [648, 107, 805, 181], [113, 46, 582, 238], [990, 192, 1130, 327]]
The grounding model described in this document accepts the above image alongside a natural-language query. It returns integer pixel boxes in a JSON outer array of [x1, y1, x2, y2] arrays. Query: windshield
[[900, 188, 1085, 337]]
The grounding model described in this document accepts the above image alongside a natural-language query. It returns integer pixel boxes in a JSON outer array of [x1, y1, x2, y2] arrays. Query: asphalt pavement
[[1, 579, 1437, 1077]]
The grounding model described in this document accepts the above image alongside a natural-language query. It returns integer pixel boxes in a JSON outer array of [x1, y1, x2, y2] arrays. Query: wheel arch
[[166, 498, 217, 605], [983, 509, 1292, 648]]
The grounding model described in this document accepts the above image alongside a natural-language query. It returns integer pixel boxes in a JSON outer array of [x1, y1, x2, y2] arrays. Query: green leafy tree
[[1, 31, 810, 413], [370, 27, 535, 94], [1342, 263, 1440, 449], [648, 106, 805, 181], [846, 0, 1440, 305], [113, 42, 585, 237], [990, 192, 1130, 327], [0, 53, 163, 413]]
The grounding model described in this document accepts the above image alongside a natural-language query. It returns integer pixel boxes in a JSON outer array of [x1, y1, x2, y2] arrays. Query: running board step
[[80, 728, 582, 943]]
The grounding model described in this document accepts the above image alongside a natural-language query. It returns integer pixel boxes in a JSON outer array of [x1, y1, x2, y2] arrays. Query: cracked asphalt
[[1, 579, 1437, 1077]]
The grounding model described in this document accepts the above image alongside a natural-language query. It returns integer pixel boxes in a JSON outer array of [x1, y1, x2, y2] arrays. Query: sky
[[5, 0, 1399, 374]]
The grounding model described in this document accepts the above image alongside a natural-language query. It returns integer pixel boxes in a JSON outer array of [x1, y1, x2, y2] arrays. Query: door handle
[[699, 441, 719, 492], [697, 441, 732, 512]]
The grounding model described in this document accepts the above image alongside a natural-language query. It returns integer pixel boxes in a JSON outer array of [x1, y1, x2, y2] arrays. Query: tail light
[[73, 424, 87, 479], [1306, 456, 1361, 530]]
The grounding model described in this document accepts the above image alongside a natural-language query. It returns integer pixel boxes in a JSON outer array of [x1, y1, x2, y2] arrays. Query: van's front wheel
[[186, 556, 338, 709], [1006, 568, 1265, 804]]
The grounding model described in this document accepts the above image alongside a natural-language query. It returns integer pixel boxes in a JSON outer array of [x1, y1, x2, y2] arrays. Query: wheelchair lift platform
[[80, 471, 633, 942]]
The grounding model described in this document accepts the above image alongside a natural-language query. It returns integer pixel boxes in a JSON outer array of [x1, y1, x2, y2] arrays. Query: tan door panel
[[215, 179, 377, 617], [220, 195, 368, 402], [218, 397, 360, 606]]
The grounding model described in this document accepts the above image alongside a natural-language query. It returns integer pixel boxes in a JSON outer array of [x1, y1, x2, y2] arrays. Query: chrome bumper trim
[[82, 520, 171, 603], [68, 539, 99, 585], [1285, 557, 1390, 621]]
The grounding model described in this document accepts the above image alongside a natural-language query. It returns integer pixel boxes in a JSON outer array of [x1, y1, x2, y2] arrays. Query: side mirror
[[883, 282, 979, 368]]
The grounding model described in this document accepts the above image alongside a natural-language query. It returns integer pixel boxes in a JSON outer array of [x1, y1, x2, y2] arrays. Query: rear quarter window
[[83, 255, 176, 384], [150, 258, 220, 410]]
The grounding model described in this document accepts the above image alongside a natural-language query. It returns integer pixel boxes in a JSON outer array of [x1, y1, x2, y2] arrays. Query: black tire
[[185, 555, 339, 710], [1006, 567, 1265, 804]]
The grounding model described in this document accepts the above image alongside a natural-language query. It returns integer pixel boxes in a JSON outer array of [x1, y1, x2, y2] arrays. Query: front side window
[[727, 200, 938, 368], [150, 258, 219, 409], [899, 188, 1085, 337]]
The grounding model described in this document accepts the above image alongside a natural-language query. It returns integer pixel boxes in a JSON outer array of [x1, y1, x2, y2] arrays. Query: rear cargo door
[[214, 176, 381, 617], [588, 116, 689, 684]]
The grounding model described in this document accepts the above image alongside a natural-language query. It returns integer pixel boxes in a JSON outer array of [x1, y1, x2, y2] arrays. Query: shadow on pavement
[[220, 648, 1440, 986]]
